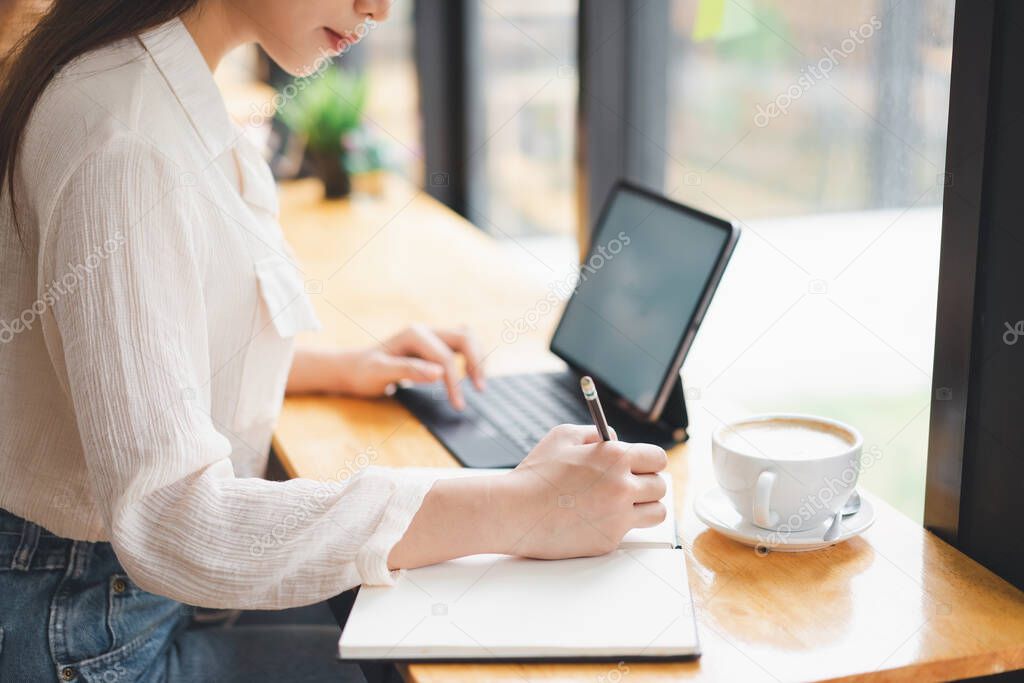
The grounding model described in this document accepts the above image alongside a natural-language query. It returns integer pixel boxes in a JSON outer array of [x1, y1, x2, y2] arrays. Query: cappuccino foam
[[719, 418, 853, 461]]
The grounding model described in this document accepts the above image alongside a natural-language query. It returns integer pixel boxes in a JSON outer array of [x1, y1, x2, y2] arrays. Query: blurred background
[[1, 0, 957, 522]]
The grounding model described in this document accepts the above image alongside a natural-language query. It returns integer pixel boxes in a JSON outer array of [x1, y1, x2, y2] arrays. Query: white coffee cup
[[711, 414, 862, 532]]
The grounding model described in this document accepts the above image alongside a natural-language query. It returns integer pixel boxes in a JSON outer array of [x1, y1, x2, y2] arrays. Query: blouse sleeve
[[40, 134, 437, 609]]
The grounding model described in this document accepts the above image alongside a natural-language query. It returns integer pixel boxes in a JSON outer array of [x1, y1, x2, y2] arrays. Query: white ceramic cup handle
[[753, 471, 777, 527]]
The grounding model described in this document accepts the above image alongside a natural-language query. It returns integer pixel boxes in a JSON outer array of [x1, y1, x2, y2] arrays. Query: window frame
[[926, 0, 1024, 590], [576, 0, 670, 248]]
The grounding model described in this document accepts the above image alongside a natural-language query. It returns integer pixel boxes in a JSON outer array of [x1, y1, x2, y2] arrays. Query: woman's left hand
[[299, 325, 486, 410]]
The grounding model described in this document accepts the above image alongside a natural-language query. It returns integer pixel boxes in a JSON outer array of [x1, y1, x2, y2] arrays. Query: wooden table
[[274, 175, 1024, 682]]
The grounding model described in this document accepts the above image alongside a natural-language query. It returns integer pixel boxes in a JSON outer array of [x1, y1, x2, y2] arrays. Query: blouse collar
[[137, 18, 236, 161]]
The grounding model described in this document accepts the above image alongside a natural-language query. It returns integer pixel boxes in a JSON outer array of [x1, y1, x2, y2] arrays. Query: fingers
[[552, 427, 659, 471], [550, 424, 599, 444], [379, 355, 444, 384], [435, 327, 486, 390], [578, 424, 617, 444], [550, 424, 612, 444], [627, 443, 668, 474], [391, 326, 465, 410], [387, 325, 487, 409], [632, 501, 668, 528], [632, 473, 667, 503]]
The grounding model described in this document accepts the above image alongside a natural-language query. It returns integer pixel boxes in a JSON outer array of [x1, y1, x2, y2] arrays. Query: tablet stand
[[656, 374, 690, 444]]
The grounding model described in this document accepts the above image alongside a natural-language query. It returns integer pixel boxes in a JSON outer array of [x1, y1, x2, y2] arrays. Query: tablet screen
[[550, 186, 733, 415]]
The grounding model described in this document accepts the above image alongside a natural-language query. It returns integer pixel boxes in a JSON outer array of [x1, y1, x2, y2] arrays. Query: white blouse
[[0, 18, 436, 609]]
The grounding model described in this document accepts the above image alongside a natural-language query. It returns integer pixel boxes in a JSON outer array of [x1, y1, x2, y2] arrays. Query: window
[[475, 0, 578, 238], [361, 0, 423, 185], [662, 1, 955, 520]]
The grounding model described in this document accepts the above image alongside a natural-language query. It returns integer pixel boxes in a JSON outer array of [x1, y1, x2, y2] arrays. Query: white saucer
[[694, 487, 876, 552]]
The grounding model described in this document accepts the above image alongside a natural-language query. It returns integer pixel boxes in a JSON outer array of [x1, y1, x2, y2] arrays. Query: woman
[[0, 1, 668, 680]]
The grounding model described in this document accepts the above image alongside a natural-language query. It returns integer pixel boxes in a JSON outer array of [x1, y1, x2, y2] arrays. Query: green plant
[[278, 67, 368, 154], [342, 128, 388, 174]]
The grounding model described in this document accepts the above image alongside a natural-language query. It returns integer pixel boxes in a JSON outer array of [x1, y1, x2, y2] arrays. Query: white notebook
[[337, 469, 699, 662]]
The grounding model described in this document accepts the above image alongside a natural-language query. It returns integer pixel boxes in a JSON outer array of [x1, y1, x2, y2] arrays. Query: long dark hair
[[0, 0, 200, 238]]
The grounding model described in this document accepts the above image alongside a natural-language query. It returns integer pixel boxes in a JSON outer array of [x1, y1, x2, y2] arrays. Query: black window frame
[[926, 0, 1024, 590]]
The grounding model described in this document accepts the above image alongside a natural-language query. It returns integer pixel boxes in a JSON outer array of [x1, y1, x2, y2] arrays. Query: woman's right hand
[[387, 424, 669, 572], [499, 424, 669, 559]]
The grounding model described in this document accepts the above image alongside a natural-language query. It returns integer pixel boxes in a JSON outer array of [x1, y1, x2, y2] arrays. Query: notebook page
[[338, 548, 698, 660]]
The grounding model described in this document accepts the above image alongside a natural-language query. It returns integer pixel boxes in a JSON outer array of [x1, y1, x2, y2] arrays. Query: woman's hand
[[287, 324, 486, 409], [387, 425, 669, 570], [502, 425, 668, 559]]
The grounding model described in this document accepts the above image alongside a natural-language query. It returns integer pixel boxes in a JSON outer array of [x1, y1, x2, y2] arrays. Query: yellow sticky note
[[693, 0, 759, 43], [693, 0, 726, 42]]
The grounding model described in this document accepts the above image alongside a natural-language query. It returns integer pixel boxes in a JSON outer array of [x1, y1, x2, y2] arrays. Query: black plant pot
[[309, 150, 351, 199]]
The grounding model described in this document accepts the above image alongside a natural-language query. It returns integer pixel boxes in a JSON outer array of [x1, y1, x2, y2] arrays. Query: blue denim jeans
[[0, 508, 364, 682]]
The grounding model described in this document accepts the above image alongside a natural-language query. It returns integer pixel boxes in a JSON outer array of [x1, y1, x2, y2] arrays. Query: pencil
[[580, 376, 613, 441]]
